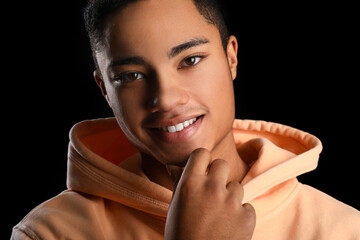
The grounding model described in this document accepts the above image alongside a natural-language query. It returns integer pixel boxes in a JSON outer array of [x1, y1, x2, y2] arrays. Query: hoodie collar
[[67, 118, 322, 219], [232, 120, 322, 202]]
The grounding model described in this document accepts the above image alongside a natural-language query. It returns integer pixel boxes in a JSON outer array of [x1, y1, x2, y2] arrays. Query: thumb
[[166, 164, 184, 192]]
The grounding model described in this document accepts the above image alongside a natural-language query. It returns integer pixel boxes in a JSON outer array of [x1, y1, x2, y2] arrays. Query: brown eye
[[126, 72, 140, 81], [180, 56, 202, 68], [184, 57, 198, 65], [116, 71, 145, 82]]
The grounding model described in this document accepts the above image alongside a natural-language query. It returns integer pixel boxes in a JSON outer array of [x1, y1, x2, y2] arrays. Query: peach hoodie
[[12, 118, 360, 239]]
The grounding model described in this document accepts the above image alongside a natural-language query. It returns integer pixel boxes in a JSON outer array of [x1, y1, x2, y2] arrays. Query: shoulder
[[12, 190, 105, 240], [298, 184, 360, 238], [299, 184, 360, 215]]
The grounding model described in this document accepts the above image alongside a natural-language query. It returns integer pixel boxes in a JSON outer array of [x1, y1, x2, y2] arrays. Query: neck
[[210, 130, 249, 183], [141, 131, 249, 191]]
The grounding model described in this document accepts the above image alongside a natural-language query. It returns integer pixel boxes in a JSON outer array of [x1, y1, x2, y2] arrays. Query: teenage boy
[[12, 0, 360, 239]]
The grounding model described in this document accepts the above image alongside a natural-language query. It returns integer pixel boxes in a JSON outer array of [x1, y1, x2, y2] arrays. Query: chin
[[157, 142, 211, 167], [153, 150, 189, 167]]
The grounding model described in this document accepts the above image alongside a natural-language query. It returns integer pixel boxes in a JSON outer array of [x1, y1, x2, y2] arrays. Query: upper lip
[[143, 114, 203, 128]]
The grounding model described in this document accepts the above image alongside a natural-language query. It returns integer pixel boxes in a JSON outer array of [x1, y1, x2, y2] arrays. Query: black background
[[5, 1, 359, 237]]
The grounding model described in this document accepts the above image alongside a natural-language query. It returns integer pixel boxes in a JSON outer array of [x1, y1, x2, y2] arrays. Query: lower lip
[[147, 116, 204, 143]]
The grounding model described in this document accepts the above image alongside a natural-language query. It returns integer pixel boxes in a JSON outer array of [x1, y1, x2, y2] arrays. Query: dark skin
[[94, 0, 256, 239], [166, 148, 256, 239]]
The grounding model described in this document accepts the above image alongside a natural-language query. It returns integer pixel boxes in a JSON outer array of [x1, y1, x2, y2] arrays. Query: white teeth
[[167, 126, 176, 133], [160, 117, 197, 133], [175, 123, 184, 131], [183, 120, 190, 127]]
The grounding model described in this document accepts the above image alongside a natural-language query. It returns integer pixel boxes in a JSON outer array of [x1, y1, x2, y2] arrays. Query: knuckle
[[191, 148, 211, 159], [212, 158, 227, 164], [192, 147, 210, 155], [211, 158, 230, 169], [243, 203, 257, 225], [227, 181, 244, 198], [227, 180, 241, 189], [188, 148, 212, 169]]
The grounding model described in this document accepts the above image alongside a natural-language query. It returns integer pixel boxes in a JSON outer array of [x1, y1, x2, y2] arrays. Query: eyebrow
[[108, 56, 146, 69], [168, 38, 210, 59], [107, 38, 210, 70]]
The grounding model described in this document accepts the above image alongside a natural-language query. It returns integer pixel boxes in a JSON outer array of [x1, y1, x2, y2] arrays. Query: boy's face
[[95, 0, 238, 166]]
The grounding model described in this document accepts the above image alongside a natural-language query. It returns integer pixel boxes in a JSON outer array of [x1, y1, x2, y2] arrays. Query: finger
[[241, 203, 257, 232], [226, 181, 244, 201], [207, 159, 230, 184], [166, 164, 184, 192], [242, 202, 256, 216], [184, 148, 212, 177]]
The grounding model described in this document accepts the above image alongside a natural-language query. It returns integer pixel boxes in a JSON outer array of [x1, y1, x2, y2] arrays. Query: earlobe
[[94, 70, 111, 105], [226, 35, 238, 80]]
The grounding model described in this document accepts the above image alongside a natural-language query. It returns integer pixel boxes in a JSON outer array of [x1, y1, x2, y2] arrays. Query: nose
[[147, 72, 190, 112]]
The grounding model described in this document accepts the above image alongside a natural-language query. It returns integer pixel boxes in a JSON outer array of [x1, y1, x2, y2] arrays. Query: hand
[[164, 148, 256, 240]]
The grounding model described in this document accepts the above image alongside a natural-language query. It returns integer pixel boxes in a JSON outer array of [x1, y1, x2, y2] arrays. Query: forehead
[[100, 0, 221, 60]]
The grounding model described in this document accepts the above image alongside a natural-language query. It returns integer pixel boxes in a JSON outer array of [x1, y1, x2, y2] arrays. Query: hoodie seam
[[13, 226, 41, 240], [255, 182, 303, 225], [70, 154, 169, 214]]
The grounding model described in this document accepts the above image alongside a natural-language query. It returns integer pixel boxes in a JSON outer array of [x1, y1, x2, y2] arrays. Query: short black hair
[[83, 0, 229, 54]]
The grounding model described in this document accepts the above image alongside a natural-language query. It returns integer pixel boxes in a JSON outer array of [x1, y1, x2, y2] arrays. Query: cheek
[[108, 84, 144, 124], [107, 86, 151, 150], [190, 58, 235, 115]]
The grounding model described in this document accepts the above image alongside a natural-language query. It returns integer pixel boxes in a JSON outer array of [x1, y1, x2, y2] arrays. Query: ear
[[226, 35, 238, 80], [94, 70, 111, 105]]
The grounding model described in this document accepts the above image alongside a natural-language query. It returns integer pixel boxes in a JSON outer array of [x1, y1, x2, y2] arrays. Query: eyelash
[[178, 55, 206, 69], [114, 55, 206, 83], [114, 71, 145, 83]]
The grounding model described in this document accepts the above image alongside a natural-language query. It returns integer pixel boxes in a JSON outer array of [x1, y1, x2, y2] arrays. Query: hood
[[67, 118, 322, 219]]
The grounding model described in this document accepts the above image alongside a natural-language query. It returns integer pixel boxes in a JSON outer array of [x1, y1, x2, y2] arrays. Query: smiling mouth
[[157, 117, 199, 133], [146, 115, 204, 143]]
